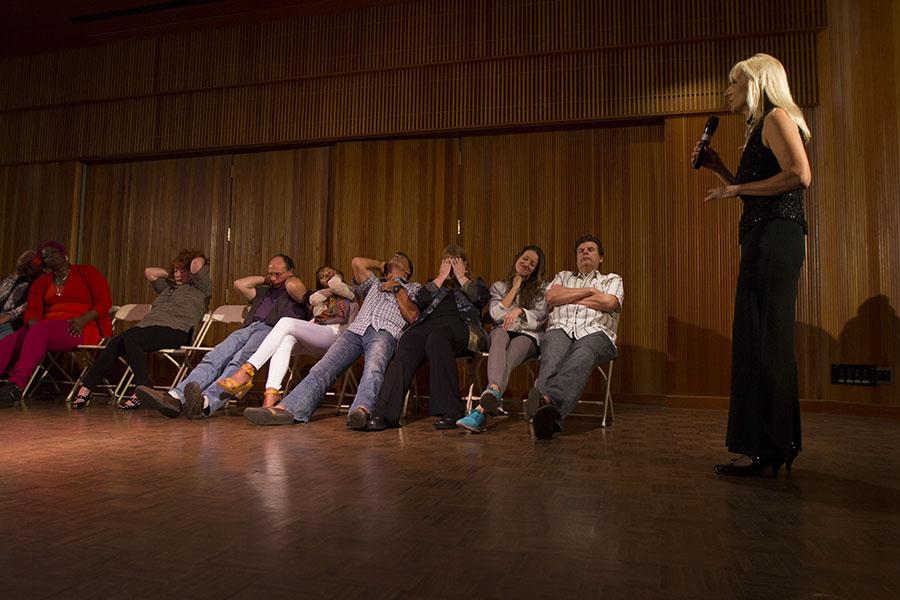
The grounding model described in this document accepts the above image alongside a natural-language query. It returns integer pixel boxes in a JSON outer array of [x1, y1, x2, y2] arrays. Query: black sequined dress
[[726, 109, 807, 459]]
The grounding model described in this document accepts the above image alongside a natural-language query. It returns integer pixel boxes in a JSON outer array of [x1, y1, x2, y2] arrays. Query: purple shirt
[[250, 285, 305, 323]]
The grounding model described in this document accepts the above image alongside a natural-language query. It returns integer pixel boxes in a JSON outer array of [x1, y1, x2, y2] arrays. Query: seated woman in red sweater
[[0, 241, 112, 408]]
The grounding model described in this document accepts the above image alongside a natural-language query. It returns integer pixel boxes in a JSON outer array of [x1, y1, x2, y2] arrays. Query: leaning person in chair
[[73, 250, 211, 409], [216, 264, 354, 409], [457, 244, 549, 433], [243, 251, 418, 427], [362, 244, 490, 432], [525, 235, 623, 439], [137, 254, 307, 418], [0, 242, 112, 408], [0, 249, 44, 341]]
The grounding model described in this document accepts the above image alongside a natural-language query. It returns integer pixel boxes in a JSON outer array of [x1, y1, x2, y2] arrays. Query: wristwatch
[[391, 284, 403, 294]]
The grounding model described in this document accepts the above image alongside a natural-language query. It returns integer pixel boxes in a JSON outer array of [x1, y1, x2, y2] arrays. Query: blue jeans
[[280, 325, 396, 422], [0, 323, 14, 341], [171, 321, 272, 415]]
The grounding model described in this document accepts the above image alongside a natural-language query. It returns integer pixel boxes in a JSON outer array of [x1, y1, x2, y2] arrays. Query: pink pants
[[0, 320, 82, 390]]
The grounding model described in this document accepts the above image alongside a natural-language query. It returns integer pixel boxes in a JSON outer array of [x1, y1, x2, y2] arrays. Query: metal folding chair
[[20, 305, 142, 405], [521, 358, 615, 427], [58, 304, 152, 405], [401, 353, 482, 422], [113, 311, 214, 404]]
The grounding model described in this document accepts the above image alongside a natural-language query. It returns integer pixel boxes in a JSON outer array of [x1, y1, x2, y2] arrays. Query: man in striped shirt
[[526, 234, 623, 439]]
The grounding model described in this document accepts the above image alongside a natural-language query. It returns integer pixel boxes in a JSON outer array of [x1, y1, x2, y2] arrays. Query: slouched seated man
[[243, 252, 419, 427], [526, 235, 623, 439], [137, 254, 307, 418]]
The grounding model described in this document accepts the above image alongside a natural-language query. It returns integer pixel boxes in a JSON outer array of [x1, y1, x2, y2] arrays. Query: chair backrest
[[189, 312, 214, 347], [210, 304, 249, 324], [114, 303, 153, 323]]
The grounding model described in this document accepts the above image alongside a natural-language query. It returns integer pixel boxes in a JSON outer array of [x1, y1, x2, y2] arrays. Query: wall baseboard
[[598, 394, 900, 419]]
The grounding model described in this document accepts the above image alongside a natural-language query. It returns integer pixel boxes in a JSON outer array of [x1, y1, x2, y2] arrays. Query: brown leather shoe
[[244, 406, 295, 426], [182, 382, 204, 419], [347, 407, 369, 430], [135, 385, 182, 418]]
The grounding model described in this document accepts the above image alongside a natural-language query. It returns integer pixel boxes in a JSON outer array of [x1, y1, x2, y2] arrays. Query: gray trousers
[[535, 328, 617, 419], [486, 327, 538, 395]]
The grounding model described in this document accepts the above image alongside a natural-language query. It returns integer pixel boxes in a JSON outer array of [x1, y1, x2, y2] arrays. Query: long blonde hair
[[730, 53, 811, 144]]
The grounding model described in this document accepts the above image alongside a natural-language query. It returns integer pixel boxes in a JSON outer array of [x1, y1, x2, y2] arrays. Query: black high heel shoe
[[785, 443, 799, 477], [715, 456, 785, 478]]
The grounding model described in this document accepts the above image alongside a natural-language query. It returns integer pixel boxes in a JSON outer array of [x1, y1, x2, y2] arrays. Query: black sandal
[[71, 393, 90, 409], [119, 395, 142, 410]]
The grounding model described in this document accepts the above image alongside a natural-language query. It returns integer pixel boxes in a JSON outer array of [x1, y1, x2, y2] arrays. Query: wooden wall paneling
[[228, 147, 330, 293], [459, 125, 668, 401], [79, 156, 232, 307], [0, 0, 824, 165], [0, 162, 80, 271], [811, 0, 900, 406], [664, 114, 745, 402], [664, 112, 825, 406], [328, 138, 459, 282]]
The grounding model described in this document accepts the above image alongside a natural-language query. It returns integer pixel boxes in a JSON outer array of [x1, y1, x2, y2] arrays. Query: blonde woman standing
[[694, 53, 812, 477]]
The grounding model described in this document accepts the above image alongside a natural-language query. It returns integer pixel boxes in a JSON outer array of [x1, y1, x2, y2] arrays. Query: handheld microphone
[[691, 116, 720, 169]]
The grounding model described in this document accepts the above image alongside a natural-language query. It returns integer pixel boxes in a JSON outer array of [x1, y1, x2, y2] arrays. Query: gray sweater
[[137, 265, 212, 332]]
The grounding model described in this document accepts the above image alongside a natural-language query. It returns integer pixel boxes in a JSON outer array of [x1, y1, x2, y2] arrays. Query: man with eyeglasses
[[137, 254, 308, 418], [244, 251, 420, 427]]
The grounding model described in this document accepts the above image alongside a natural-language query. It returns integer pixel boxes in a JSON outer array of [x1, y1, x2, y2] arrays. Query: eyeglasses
[[267, 272, 285, 278]]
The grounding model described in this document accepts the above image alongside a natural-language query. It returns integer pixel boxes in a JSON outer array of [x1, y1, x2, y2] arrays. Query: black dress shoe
[[433, 416, 459, 430], [714, 456, 785, 478], [363, 416, 389, 431], [531, 404, 561, 440], [0, 382, 22, 408]]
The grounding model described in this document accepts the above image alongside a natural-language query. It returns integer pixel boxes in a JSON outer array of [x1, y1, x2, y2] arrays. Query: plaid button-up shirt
[[547, 270, 624, 344], [347, 275, 421, 339]]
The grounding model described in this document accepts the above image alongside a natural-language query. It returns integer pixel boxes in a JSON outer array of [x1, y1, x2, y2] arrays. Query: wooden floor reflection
[[1, 400, 899, 600]]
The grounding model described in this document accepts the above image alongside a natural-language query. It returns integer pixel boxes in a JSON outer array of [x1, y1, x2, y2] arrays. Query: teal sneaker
[[456, 410, 487, 433]]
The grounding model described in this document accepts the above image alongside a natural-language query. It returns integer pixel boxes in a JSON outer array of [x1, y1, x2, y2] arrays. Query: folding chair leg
[[335, 367, 358, 415], [115, 371, 135, 405], [22, 365, 49, 402], [601, 361, 614, 427], [465, 383, 476, 413]]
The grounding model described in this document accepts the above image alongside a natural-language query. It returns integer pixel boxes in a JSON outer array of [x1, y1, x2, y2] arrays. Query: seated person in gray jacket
[[457, 245, 549, 433]]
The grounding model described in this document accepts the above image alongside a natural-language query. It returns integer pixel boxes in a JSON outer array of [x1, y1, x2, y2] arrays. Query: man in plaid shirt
[[526, 235, 623, 439]]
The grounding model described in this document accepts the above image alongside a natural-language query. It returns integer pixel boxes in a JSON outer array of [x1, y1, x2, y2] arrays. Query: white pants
[[246, 318, 340, 390]]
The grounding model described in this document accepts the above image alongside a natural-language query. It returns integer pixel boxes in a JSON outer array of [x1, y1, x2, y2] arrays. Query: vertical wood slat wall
[[1, 0, 898, 411], [0, 0, 823, 165]]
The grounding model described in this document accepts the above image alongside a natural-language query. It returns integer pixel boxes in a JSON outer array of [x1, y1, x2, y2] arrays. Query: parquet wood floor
[[1, 400, 899, 600]]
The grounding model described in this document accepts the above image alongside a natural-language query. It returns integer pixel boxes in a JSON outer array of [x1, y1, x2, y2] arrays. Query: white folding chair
[[20, 305, 144, 405], [402, 353, 482, 422], [114, 311, 214, 404], [185, 305, 249, 354], [64, 303, 152, 405], [571, 360, 615, 427], [520, 358, 615, 427]]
